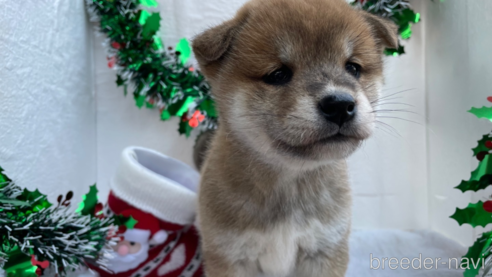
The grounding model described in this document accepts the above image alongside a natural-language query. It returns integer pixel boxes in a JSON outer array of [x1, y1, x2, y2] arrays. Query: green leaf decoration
[[462, 231, 492, 277], [469, 106, 492, 122], [0, 166, 11, 184], [140, 0, 158, 7], [168, 97, 195, 117], [384, 45, 405, 57], [161, 109, 171, 121], [393, 9, 419, 40], [17, 188, 51, 212], [138, 10, 151, 25], [142, 12, 161, 38], [199, 99, 217, 117], [456, 174, 492, 193], [3, 248, 37, 277], [175, 38, 192, 65], [124, 216, 138, 229], [152, 35, 164, 51], [136, 95, 146, 109], [473, 134, 492, 156], [455, 154, 492, 192], [470, 154, 492, 182], [450, 201, 492, 227], [116, 75, 126, 87], [179, 120, 193, 137], [75, 184, 98, 216]]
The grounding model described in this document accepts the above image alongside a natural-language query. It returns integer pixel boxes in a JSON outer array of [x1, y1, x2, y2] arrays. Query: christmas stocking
[[88, 147, 203, 277]]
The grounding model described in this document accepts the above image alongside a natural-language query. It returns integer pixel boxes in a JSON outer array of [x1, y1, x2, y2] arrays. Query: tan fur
[[192, 0, 397, 276]]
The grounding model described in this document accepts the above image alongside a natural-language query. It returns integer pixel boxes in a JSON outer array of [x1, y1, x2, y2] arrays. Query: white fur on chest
[[214, 216, 348, 277]]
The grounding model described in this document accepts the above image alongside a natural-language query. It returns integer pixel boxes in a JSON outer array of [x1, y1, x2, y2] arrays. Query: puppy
[[192, 0, 398, 276]]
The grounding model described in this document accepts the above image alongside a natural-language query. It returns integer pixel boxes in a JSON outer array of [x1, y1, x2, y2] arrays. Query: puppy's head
[[193, 0, 397, 166]]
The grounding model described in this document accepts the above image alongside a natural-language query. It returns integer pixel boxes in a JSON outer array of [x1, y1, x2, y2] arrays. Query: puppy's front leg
[[203, 250, 257, 277]]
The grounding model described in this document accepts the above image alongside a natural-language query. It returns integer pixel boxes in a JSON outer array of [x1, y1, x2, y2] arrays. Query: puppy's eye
[[262, 66, 293, 85], [345, 62, 361, 78], [129, 242, 135, 246]]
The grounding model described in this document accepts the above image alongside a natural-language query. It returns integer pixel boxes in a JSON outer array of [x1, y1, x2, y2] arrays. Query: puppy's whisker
[[374, 125, 400, 139], [371, 109, 419, 115], [376, 116, 423, 126], [373, 102, 415, 108], [371, 88, 416, 104], [375, 120, 402, 138]]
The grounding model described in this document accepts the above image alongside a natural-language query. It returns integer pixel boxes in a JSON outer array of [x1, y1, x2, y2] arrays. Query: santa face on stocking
[[88, 147, 203, 277], [107, 229, 152, 273]]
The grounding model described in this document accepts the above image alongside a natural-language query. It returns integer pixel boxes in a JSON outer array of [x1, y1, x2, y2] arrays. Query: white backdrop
[[1, 0, 491, 246], [0, 0, 96, 204]]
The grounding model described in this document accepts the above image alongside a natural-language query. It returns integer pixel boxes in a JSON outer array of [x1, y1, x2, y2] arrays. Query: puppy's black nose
[[319, 94, 356, 126]]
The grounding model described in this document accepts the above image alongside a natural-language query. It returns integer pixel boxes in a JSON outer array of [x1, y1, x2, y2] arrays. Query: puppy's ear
[[192, 8, 249, 77], [361, 12, 399, 50], [192, 20, 237, 64]]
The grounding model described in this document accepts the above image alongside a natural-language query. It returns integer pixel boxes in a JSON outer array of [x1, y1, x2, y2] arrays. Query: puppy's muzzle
[[318, 93, 357, 127]]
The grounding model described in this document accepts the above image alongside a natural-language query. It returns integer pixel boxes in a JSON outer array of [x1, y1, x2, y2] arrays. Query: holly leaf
[[2, 248, 37, 277], [142, 12, 161, 38], [75, 185, 98, 216], [17, 188, 51, 212], [135, 95, 146, 109], [469, 106, 492, 121], [161, 109, 171, 121], [384, 45, 405, 57], [450, 201, 492, 227], [179, 120, 193, 137], [199, 99, 217, 118], [168, 97, 195, 117], [140, 0, 158, 7], [462, 231, 492, 277], [456, 174, 492, 193], [0, 166, 12, 184], [456, 154, 492, 192], [152, 35, 164, 51], [116, 75, 126, 87], [138, 10, 151, 25], [175, 38, 192, 65], [471, 154, 492, 181], [473, 134, 492, 156]]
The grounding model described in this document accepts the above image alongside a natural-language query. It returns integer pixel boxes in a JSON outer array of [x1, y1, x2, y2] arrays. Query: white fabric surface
[[347, 230, 466, 277], [69, 229, 465, 277]]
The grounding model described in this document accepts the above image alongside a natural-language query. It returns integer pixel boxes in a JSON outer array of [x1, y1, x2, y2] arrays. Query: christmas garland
[[87, 0, 420, 137], [0, 168, 119, 277], [449, 98, 492, 277]]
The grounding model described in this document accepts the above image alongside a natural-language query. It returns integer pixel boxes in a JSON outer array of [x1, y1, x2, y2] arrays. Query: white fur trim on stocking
[[111, 147, 199, 225]]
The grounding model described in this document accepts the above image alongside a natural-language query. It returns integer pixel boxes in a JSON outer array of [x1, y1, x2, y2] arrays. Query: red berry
[[484, 201, 492, 213], [488, 96, 492, 103], [477, 151, 488, 161], [486, 141, 492, 149], [111, 42, 121, 49]]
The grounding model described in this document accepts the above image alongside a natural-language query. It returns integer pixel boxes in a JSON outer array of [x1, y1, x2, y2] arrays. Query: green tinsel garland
[[0, 168, 115, 277], [88, 0, 420, 137]]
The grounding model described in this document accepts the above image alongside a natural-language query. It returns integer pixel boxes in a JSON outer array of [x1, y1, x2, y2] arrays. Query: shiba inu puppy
[[192, 0, 398, 276]]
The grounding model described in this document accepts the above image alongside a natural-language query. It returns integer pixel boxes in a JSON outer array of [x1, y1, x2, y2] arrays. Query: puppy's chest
[[226, 217, 347, 276]]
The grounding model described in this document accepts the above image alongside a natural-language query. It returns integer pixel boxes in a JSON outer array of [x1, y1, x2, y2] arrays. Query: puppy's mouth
[[273, 132, 359, 151]]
